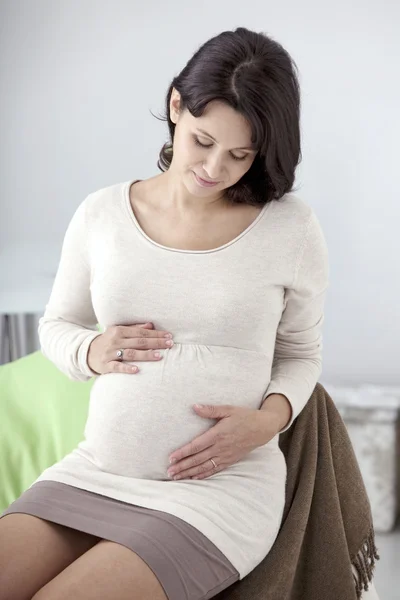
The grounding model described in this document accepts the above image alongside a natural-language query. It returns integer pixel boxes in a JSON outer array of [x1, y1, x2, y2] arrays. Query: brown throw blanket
[[216, 382, 380, 600]]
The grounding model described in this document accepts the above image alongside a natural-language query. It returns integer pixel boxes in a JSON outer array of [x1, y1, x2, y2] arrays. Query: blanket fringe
[[351, 526, 380, 599]]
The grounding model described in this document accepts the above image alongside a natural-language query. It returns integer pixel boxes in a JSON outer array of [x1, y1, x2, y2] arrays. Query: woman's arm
[[259, 393, 292, 433], [38, 195, 102, 382], [259, 209, 330, 433]]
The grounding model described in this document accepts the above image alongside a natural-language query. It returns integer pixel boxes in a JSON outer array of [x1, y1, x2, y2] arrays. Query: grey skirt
[[1, 481, 240, 600]]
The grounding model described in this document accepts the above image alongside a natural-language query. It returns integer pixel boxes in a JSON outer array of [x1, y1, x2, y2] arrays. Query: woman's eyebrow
[[196, 128, 255, 150]]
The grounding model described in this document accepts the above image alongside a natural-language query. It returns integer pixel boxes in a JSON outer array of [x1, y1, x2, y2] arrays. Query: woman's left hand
[[167, 404, 280, 481]]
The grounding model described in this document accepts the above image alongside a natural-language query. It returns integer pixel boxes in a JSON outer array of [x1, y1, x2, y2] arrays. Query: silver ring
[[210, 458, 217, 469], [116, 349, 124, 361]]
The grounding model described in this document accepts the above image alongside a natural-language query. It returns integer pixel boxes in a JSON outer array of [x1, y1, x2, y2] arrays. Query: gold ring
[[210, 458, 217, 469]]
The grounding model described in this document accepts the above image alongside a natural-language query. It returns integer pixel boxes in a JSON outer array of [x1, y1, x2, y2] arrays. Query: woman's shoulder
[[266, 192, 321, 242], [80, 179, 131, 224], [271, 191, 315, 221], [85, 179, 128, 206]]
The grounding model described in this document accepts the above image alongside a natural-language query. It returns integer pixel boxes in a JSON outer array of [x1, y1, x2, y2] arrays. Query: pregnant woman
[[0, 26, 329, 600]]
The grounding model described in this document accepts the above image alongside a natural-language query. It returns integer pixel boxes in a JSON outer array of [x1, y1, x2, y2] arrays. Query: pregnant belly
[[79, 344, 271, 480]]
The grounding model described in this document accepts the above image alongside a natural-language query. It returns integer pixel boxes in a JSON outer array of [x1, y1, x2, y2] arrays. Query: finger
[[169, 432, 215, 464], [109, 337, 173, 357], [108, 348, 164, 362], [106, 361, 140, 374], [107, 335, 173, 361], [175, 462, 221, 480], [127, 337, 174, 350], [117, 325, 173, 339], [168, 450, 218, 478]]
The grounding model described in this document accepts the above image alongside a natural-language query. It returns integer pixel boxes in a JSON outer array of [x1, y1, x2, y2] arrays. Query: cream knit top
[[33, 179, 330, 578]]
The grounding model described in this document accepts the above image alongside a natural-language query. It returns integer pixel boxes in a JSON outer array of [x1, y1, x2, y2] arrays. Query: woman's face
[[169, 89, 258, 198]]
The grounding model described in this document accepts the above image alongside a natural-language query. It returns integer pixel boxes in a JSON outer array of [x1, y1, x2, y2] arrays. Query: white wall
[[0, 0, 399, 385]]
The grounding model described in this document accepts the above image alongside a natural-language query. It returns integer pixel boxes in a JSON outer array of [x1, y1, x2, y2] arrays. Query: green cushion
[[0, 350, 94, 512]]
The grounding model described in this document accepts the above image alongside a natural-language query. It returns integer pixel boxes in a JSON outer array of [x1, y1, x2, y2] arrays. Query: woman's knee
[[0, 513, 100, 600]]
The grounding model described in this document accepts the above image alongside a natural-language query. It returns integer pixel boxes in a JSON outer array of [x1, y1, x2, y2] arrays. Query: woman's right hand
[[87, 322, 174, 375]]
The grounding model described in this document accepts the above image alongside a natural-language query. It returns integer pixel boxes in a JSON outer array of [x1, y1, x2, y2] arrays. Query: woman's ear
[[169, 87, 182, 124]]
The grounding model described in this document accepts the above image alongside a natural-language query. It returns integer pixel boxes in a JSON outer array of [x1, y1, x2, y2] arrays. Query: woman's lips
[[193, 172, 219, 187]]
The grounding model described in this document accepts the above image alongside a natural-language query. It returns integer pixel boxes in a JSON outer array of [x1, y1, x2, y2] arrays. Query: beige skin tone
[[0, 90, 291, 600]]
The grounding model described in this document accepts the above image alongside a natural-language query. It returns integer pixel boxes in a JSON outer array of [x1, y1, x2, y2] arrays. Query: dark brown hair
[[154, 27, 302, 206]]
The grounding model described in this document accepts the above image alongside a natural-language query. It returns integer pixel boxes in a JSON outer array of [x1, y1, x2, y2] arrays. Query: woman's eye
[[230, 154, 247, 162], [192, 135, 248, 161], [193, 136, 212, 149]]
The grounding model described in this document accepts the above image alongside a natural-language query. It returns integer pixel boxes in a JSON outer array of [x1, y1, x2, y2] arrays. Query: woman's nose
[[203, 153, 224, 180]]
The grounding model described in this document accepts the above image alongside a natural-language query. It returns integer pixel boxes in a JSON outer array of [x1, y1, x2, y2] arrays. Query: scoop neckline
[[124, 178, 271, 255]]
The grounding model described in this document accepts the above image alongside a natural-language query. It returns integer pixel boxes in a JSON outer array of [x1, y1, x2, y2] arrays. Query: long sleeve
[[38, 195, 102, 382], [262, 209, 330, 432]]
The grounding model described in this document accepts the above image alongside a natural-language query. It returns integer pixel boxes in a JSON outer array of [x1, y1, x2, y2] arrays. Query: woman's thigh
[[0, 513, 101, 600], [31, 539, 169, 600]]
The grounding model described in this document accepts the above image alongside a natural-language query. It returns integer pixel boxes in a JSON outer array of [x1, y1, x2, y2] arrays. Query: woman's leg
[[0, 513, 101, 600], [31, 539, 168, 600]]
